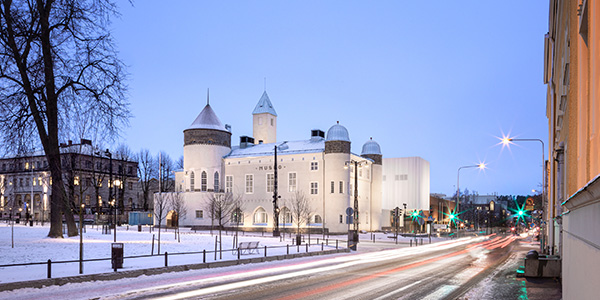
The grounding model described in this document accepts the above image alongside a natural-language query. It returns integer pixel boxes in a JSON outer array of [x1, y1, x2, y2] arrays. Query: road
[[1, 233, 530, 300]]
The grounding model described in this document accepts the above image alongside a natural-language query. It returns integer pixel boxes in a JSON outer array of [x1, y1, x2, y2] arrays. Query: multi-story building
[[544, 0, 599, 298], [0, 140, 139, 222]]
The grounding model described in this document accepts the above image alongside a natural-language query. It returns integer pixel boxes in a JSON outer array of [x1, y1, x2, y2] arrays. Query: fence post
[[237, 247, 240, 260], [317, 238, 319, 244], [203, 249, 206, 263], [306, 243, 308, 252], [410, 239, 412, 247], [336, 240, 338, 249], [165, 252, 168, 267], [321, 242, 324, 251], [47, 259, 51, 279], [287, 244, 289, 255], [264, 245, 267, 257]]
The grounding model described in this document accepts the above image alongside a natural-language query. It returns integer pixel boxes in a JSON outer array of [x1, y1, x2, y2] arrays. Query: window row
[[190, 171, 220, 192], [240, 173, 317, 195]]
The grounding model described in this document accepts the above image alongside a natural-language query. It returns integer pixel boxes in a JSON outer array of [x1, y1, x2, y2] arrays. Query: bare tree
[[169, 192, 187, 243], [137, 149, 155, 211], [288, 191, 313, 244], [156, 152, 175, 193], [175, 155, 184, 171], [205, 192, 240, 255], [153, 192, 169, 255], [0, 1, 130, 238]]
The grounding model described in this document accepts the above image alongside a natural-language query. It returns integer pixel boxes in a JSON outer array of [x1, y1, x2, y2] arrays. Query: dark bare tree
[[205, 192, 241, 255], [156, 152, 174, 193], [0, 0, 130, 237], [114, 144, 133, 211], [136, 149, 155, 211], [288, 191, 313, 244], [175, 155, 183, 171], [153, 191, 168, 255], [169, 191, 187, 242]]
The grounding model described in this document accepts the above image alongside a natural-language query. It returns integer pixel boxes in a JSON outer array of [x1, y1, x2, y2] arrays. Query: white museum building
[[158, 91, 429, 233]]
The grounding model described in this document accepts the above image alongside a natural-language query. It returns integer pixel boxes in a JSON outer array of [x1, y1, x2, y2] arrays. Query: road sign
[[417, 211, 425, 226], [433, 224, 448, 230], [346, 207, 354, 216]]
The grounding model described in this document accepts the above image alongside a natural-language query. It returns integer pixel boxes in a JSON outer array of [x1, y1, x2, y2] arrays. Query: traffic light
[[449, 213, 456, 220], [412, 211, 418, 217]]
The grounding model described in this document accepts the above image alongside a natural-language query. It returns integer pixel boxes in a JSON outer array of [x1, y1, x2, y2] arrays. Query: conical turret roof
[[252, 91, 277, 116], [188, 104, 228, 131]]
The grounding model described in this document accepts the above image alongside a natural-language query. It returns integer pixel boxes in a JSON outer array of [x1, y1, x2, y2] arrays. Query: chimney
[[240, 136, 255, 149], [311, 129, 325, 141]]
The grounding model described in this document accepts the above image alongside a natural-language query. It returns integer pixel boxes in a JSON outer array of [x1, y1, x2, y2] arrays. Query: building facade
[[545, 0, 599, 298], [170, 92, 387, 233], [0, 140, 139, 222]]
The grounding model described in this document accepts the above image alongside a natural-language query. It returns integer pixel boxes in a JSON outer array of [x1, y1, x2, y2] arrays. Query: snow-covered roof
[[325, 122, 350, 142], [361, 138, 381, 155], [226, 139, 324, 158], [252, 91, 277, 116], [188, 104, 228, 131]]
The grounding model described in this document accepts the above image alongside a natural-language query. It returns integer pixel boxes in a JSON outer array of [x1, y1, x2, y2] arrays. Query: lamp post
[[456, 163, 485, 233], [79, 203, 85, 274], [272, 142, 288, 237], [502, 137, 545, 251], [345, 159, 368, 247], [110, 199, 116, 242]]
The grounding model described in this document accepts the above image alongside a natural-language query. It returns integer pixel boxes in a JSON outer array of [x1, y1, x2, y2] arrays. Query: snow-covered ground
[[0, 222, 448, 284]]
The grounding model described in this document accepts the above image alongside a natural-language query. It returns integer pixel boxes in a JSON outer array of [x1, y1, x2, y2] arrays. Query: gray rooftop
[[252, 91, 278, 116], [188, 104, 228, 132], [226, 139, 324, 158]]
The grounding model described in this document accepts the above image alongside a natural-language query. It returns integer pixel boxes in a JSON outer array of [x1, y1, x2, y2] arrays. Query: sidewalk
[[461, 237, 562, 300]]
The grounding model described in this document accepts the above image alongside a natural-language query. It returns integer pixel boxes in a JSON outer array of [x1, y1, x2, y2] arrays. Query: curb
[[0, 248, 350, 292]]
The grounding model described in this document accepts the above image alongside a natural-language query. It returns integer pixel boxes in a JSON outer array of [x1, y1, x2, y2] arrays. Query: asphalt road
[[111, 234, 520, 300], [3, 234, 532, 300]]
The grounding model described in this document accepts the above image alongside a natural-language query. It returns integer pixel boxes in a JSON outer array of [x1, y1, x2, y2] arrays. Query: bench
[[238, 241, 260, 255]]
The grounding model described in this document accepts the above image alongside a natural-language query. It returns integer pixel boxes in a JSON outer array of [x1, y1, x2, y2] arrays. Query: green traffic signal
[[518, 210, 524, 216], [449, 214, 456, 220]]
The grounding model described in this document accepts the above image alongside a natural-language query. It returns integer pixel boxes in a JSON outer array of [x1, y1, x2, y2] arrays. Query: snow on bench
[[238, 241, 260, 255]]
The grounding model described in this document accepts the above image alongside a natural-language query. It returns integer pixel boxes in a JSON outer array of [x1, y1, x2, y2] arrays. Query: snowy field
[[0, 222, 448, 284]]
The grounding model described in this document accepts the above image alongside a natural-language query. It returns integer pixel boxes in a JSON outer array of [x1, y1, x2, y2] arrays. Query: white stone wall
[[183, 144, 229, 192], [382, 157, 430, 211], [253, 113, 277, 144]]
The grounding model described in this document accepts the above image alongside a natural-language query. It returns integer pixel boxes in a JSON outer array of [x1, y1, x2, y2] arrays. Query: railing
[[0, 239, 343, 281]]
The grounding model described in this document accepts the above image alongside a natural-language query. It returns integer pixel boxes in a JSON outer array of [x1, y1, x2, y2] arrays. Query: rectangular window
[[288, 173, 297, 192], [225, 175, 233, 193], [195, 210, 204, 219], [310, 161, 318, 171], [310, 182, 318, 195], [267, 173, 274, 193], [129, 182, 133, 190], [330, 181, 335, 193], [245, 174, 253, 194], [339, 181, 343, 194]]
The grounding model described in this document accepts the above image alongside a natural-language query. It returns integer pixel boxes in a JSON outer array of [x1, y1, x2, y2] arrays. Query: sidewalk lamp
[[79, 203, 85, 274], [110, 199, 116, 242], [456, 163, 486, 214]]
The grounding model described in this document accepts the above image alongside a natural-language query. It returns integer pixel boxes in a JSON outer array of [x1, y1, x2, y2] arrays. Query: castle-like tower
[[361, 138, 383, 230], [182, 102, 231, 193], [324, 122, 352, 233], [252, 91, 277, 144]]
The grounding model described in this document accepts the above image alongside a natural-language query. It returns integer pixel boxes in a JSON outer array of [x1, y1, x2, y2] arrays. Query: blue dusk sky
[[112, 1, 549, 197]]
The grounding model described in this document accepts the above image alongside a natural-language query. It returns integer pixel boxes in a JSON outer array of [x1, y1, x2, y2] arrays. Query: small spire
[[206, 88, 210, 106]]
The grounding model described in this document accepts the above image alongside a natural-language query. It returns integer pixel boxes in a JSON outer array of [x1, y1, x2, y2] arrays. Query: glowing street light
[[456, 163, 486, 213]]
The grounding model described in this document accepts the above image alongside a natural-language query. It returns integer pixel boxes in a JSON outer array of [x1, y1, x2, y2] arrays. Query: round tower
[[183, 102, 231, 192], [324, 121, 351, 233], [361, 137, 382, 230]]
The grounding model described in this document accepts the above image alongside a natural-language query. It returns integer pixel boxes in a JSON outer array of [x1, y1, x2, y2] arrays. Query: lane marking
[[371, 280, 424, 300]]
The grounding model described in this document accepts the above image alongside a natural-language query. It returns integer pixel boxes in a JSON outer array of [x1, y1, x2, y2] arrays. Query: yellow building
[[545, 0, 599, 298]]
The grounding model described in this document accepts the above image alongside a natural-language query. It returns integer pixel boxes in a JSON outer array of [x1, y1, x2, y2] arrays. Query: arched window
[[314, 215, 323, 224], [201, 171, 207, 191], [280, 207, 292, 224], [190, 172, 195, 191], [253, 207, 267, 224], [214, 171, 220, 192]]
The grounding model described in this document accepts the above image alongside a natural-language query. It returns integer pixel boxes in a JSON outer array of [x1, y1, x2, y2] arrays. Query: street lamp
[[110, 199, 116, 242], [344, 159, 368, 248], [501, 136, 545, 250], [272, 142, 288, 237], [79, 203, 85, 274], [456, 163, 486, 214]]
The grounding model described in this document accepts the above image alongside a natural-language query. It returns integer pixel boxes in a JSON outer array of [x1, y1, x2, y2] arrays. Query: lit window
[[74, 176, 80, 186], [253, 207, 267, 224], [245, 174, 253, 194]]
